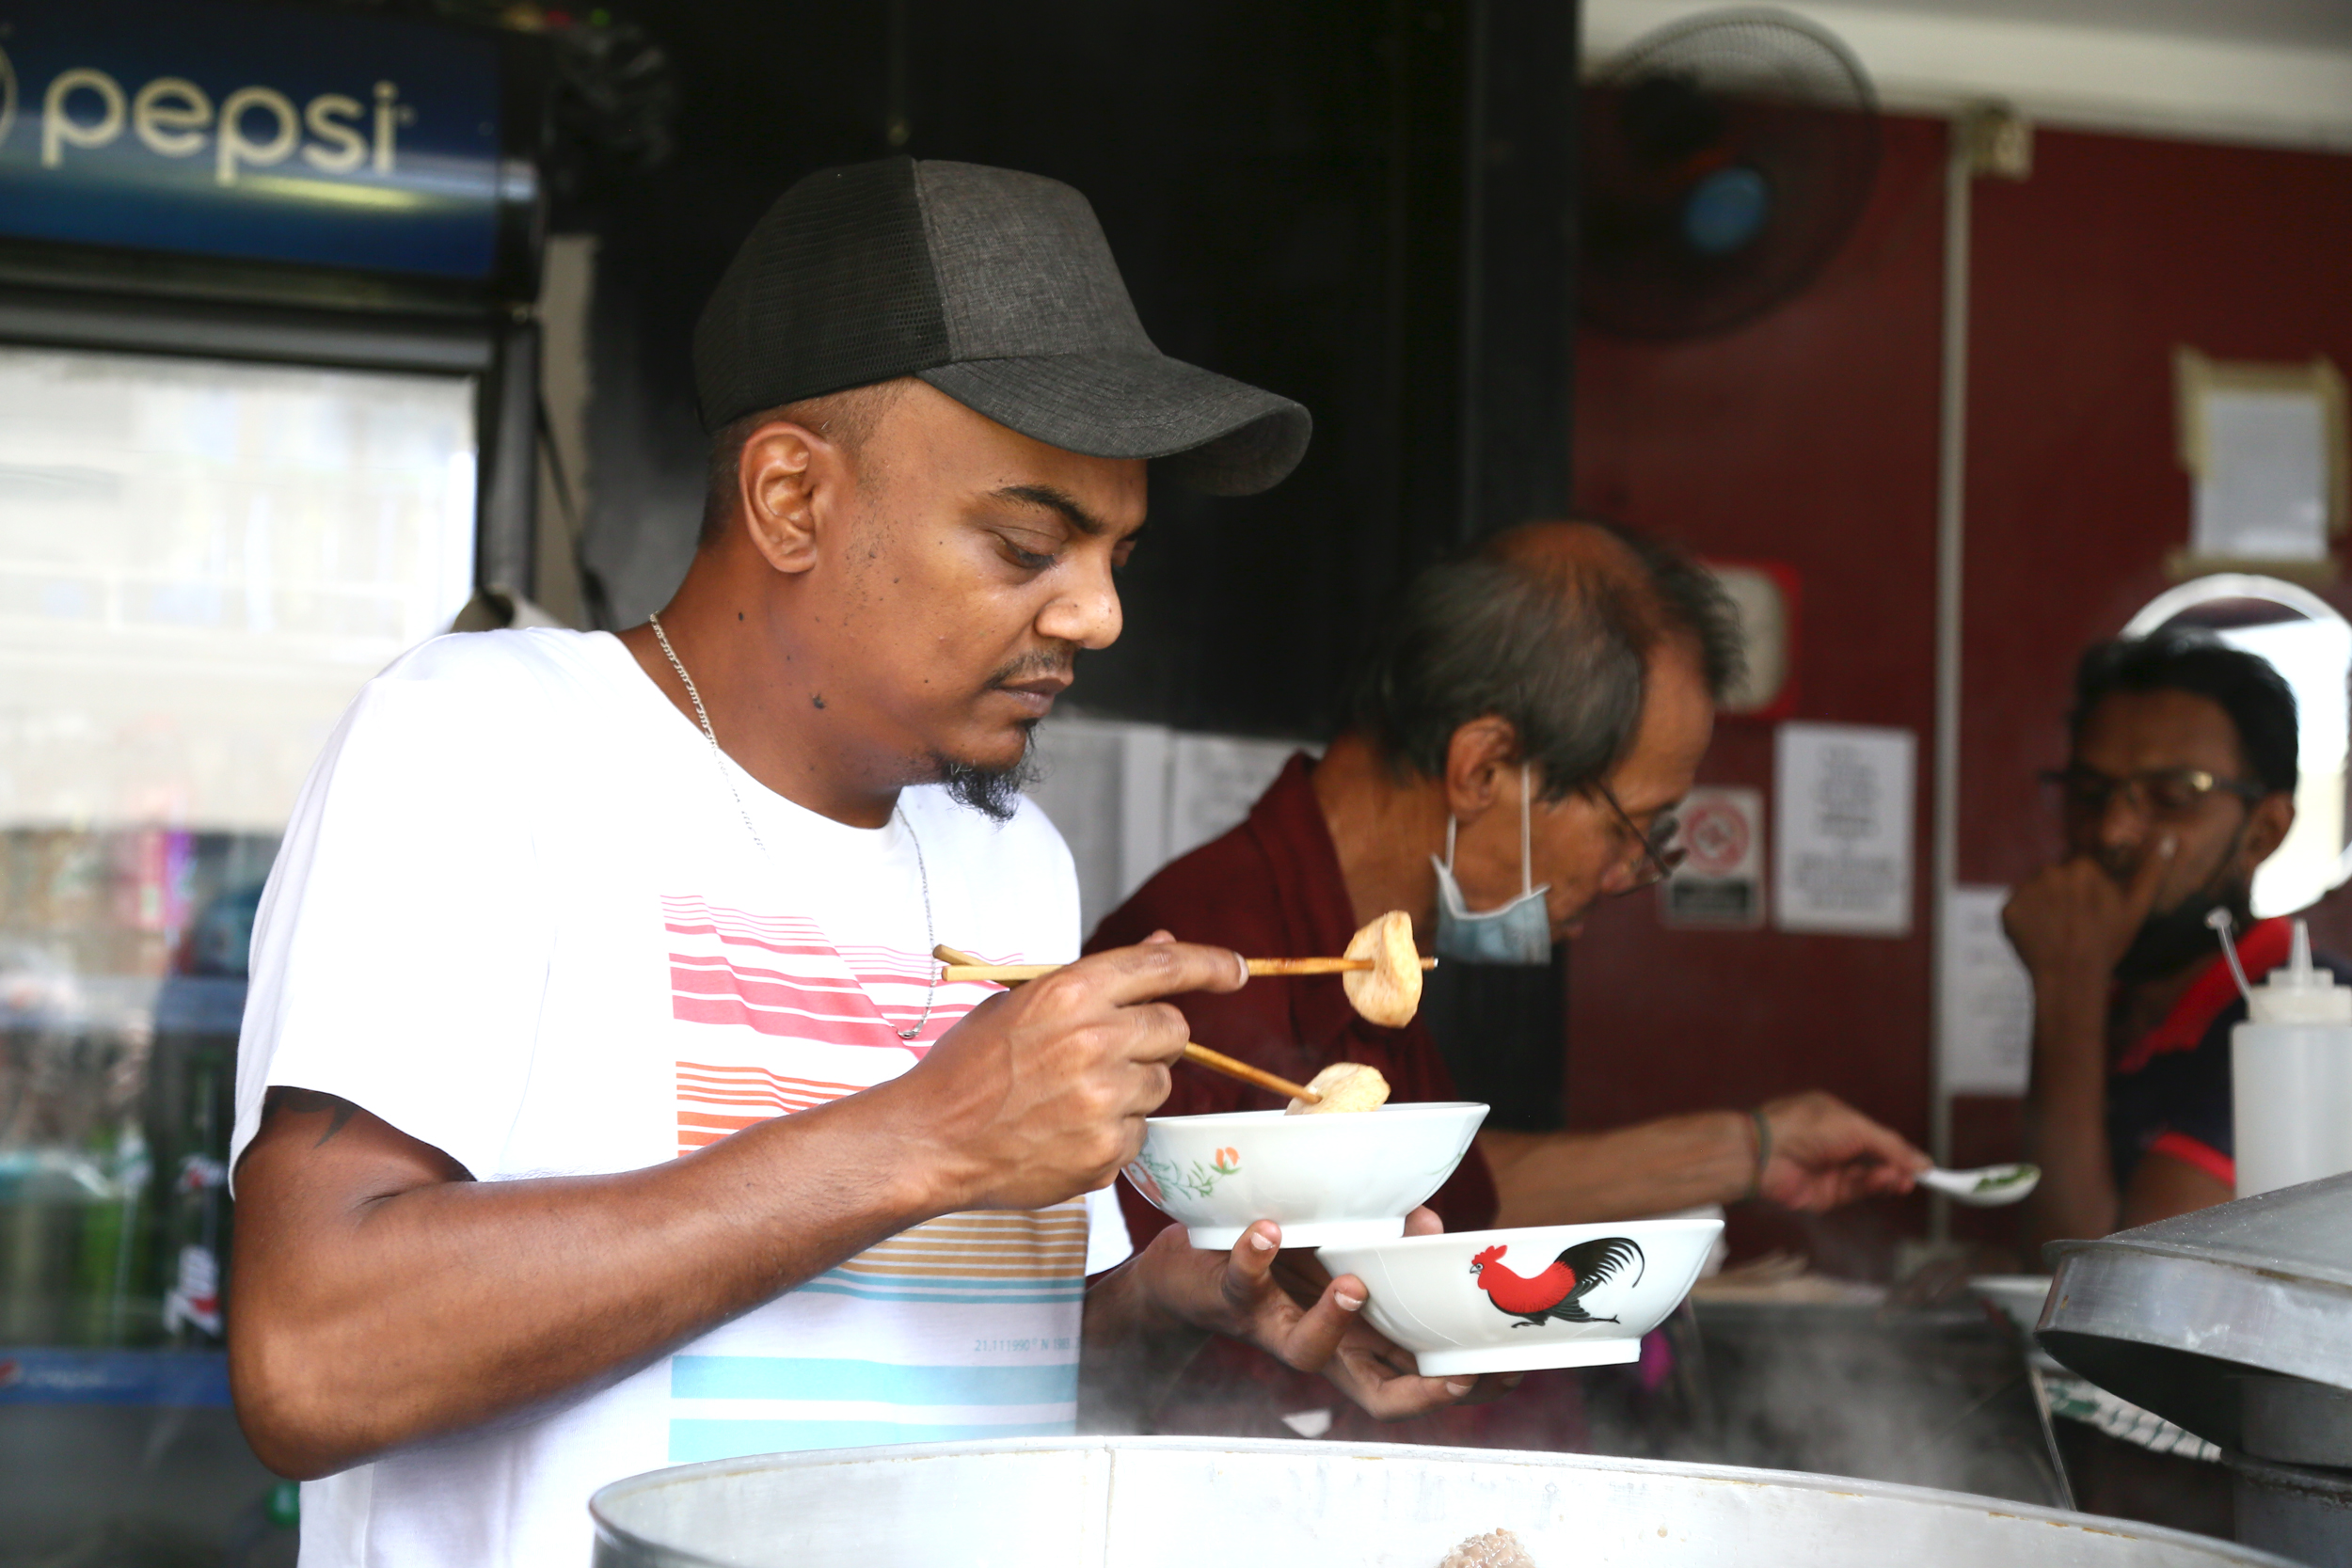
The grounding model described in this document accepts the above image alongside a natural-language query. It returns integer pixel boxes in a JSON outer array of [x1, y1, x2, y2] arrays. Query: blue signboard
[[0, 1348, 231, 1407], [0, 0, 518, 280]]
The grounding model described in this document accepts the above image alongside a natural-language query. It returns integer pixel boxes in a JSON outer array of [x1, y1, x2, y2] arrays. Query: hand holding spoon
[[1918, 1163, 2041, 1206]]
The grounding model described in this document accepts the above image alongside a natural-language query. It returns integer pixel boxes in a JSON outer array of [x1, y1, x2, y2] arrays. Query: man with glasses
[[1085, 519, 1925, 1444], [2011, 632, 2328, 1253]]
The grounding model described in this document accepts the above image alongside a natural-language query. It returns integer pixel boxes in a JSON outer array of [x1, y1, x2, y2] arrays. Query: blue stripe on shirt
[[668, 1417, 1073, 1464], [672, 1355, 1078, 1405]]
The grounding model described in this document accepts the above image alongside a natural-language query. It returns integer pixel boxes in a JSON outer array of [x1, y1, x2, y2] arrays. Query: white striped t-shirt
[[230, 628, 1128, 1568]]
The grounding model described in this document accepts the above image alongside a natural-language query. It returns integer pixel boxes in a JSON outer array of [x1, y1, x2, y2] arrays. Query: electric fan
[[1580, 8, 1881, 341]]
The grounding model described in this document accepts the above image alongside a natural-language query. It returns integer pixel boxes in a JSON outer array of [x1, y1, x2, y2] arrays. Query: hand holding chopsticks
[[932, 943, 1324, 1105], [932, 909, 1428, 1104], [939, 909, 1431, 1033]]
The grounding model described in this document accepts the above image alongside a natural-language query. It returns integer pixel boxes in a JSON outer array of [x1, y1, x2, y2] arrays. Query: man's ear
[[2243, 790, 2296, 870], [1441, 717, 1520, 826], [734, 420, 843, 576]]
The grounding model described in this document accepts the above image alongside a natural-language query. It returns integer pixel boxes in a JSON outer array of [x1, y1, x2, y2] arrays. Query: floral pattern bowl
[[1316, 1216, 1724, 1376], [1124, 1102, 1488, 1249]]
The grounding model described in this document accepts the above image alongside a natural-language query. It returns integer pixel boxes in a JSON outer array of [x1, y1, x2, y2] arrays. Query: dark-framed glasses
[[1595, 781, 1686, 892], [2039, 765, 2265, 821]]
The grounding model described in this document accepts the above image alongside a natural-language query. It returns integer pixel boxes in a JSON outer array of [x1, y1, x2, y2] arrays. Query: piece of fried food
[[1286, 1060, 1391, 1115], [1438, 1528, 1538, 1568], [1342, 909, 1422, 1027]]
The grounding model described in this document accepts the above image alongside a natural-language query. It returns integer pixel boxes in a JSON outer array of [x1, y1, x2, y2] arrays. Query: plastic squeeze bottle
[[2232, 918, 2352, 1198]]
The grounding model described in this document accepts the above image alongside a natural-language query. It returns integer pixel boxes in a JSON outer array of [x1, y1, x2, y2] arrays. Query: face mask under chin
[[1430, 762, 1555, 967]]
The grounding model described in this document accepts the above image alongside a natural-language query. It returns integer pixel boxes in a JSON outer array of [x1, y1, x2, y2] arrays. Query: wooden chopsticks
[[1174, 1042, 1320, 1105], [931, 944, 1321, 1104], [937, 954, 1438, 985]]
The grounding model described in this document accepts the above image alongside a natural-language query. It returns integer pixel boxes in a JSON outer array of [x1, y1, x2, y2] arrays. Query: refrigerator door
[[0, 340, 474, 1555], [0, 340, 476, 1338]]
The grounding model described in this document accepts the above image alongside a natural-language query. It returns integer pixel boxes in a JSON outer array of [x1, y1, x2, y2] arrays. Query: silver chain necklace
[[647, 611, 938, 1041]]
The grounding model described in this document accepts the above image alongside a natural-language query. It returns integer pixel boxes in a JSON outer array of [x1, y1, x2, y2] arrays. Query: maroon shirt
[[1088, 753, 1582, 1449]]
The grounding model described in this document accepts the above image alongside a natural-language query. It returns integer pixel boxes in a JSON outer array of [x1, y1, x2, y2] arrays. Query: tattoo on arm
[[265, 1088, 363, 1148]]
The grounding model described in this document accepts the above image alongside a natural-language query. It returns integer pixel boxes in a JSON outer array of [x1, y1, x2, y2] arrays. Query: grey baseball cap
[[692, 156, 1311, 496]]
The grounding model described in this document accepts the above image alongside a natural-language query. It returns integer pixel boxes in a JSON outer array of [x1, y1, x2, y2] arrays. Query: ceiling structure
[[1583, 0, 2352, 149]]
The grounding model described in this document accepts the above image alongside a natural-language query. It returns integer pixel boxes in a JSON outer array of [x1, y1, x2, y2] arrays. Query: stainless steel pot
[[2042, 1171, 2352, 1564], [589, 1437, 2295, 1568]]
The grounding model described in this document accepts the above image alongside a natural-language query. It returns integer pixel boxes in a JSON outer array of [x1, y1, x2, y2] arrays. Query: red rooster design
[[1469, 1237, 1645, 1326]]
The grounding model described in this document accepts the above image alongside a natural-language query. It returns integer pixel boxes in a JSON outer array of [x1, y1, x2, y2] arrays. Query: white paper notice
[[1773, 722, 1915, 936], [2192, 388, 2330, 562], [1940, 885, 2035, 1095]]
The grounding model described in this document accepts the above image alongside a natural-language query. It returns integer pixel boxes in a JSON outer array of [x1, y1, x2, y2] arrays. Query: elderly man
[[2012, 633, 2328, 1255], [1098, 523, 1925, 1227], [1089, 520, 1926, 1442], [226, 157, 1493, 1568]]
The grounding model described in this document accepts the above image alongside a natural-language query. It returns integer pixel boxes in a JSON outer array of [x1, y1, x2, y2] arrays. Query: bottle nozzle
[[2208, 907, 2255, 1004], [2241, 914, 2350, 1022]]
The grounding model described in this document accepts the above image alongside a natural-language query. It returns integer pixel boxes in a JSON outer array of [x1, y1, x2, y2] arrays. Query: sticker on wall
[[1660, 785, 1765, 929], [1773, 722, 1915, 938]]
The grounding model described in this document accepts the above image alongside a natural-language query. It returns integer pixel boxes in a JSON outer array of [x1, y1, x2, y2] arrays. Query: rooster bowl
[[1317, 1216, 1724, 1376], [1124, 1102, 1488, 1249]]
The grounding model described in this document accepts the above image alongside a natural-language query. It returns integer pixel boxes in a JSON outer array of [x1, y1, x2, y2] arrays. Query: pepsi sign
[[0, 0, 528, 282]]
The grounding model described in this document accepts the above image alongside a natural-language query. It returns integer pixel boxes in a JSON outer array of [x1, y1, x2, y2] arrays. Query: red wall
[[1963, 130, 2352, 889], [1565, 117, 2352, 1274]]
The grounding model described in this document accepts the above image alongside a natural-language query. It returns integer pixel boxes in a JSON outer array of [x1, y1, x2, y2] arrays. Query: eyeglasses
[[1594, 781, 1686, 891], [2039, 765, 2266, 821]]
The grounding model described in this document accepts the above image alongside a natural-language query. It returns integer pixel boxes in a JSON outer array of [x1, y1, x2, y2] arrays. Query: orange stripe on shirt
[[674, 1063, 866, 1154]]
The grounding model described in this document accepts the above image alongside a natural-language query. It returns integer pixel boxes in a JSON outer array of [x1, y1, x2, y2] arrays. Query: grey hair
[[1347, 524, 1741, 800]]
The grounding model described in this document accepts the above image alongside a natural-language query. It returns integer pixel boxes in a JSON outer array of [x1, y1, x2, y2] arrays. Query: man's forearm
[[230, 1086, 955, 1479], [1483, 1114, 1753, 1227], [2019, 971, 2118, 1256]]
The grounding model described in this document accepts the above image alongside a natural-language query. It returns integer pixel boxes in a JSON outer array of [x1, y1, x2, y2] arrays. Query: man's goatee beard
[[933, 724, 1040, 823]]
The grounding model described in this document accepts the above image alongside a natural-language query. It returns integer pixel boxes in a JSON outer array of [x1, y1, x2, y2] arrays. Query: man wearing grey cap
[[224, 157, 1490, 1567]]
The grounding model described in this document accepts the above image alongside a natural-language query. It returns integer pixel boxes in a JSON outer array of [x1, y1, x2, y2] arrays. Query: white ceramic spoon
[[1919, 1163, 2041, 1206]]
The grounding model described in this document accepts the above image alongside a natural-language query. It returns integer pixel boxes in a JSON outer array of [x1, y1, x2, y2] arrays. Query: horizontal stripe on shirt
[[668, 1399, 1075, 1426], [795, 1281, 1084, 1307], [832, 1259, 1085, 1281], [668, 1418, 1073, 1464], [677, 1065, 864, 1098], [672, 990, 977, 1042], [673, 1356, 1077, 1405], [661, 894, 1002, 1046]]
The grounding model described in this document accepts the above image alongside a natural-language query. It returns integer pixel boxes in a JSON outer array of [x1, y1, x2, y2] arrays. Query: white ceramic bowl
[[1317, 1216, 1724, 1377], [1967, 1274, 2055, 1336], [1123, 1102, 1488, 1249]]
